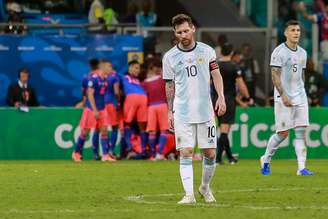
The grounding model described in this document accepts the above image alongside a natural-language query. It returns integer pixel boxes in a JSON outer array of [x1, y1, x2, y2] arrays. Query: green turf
[[0, 160, 327, 219]]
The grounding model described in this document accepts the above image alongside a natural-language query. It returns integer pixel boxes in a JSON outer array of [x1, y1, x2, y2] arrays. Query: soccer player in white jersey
[[260, 20, 314, 176], [162, 14, 226, 204]]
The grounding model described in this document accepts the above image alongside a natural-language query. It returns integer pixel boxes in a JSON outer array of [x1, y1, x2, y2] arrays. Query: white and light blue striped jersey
[[270, 43, 307, 105], [162, 42, 216, 123]]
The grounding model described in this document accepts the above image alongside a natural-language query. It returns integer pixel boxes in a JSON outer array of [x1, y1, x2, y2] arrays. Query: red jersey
[[315, 13, 328, 41], [142, 75, 167, 106]]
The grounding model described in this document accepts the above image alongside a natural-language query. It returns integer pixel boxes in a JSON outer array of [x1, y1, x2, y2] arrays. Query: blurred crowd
[[2, 0, 328, 107]]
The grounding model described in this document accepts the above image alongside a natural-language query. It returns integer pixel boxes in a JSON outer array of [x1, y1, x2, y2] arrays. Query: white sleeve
[[270, 49, 283, 68], [162, 54, 174, 80], [302, 51, 307, 69], [209, 47, 217, 62], [253, 59, 260, 74], [313, 14, 318, 23]]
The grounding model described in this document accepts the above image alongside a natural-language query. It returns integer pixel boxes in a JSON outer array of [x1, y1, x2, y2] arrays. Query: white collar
[[18, 80, 27, 88]]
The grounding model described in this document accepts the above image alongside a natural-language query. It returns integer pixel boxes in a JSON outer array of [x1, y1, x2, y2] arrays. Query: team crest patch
[[197, 57, 204, 64], [208, 139, 214, 144]]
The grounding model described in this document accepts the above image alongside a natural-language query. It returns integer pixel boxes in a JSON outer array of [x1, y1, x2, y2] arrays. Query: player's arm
[[235, 76, 253, 105], [75, 96, 86, 108], [298, 2, 316, 23], [113, 82, 121, 109], [165, 79, 175, 131], [165, 80, 175, 112], [162, 54, 175, 130], [210, 61, 226, 116], [6, 85, 19, 107], [271, 66, 292, 107], [235, 94, 248, 108], [87, 87, 99, 119]]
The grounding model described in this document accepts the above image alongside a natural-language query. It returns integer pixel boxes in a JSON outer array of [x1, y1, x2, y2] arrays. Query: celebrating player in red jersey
[[104, 61, 121, 157], [121, 60, 148, 158], [72, 60, 114, 162], [142, 58, 169, 160]]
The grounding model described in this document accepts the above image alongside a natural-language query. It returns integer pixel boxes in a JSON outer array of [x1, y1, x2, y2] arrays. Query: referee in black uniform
[[211, 43, 253, 164]]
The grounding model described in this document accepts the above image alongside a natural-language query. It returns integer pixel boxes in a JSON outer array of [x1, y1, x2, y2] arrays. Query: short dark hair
[[232, 49, 241, 56], [98, 59, 111, 64], [284, 20, 301, 30], [18, 68, 29, 78], [145, 57, 161, 70], [217, 34, 227, 46], [221, 43, 233, 56], [89, 58, 99, 70], [171, 14, 193, 29], [128, 60, 140, 66]]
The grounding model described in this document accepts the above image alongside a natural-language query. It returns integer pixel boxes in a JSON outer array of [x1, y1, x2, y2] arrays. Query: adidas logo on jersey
[[208, 139, 214, 144]]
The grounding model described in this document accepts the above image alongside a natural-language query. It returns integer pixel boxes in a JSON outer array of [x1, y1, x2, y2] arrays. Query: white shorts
[[274, 101, 309, 132], [174, 117, 217, 150]]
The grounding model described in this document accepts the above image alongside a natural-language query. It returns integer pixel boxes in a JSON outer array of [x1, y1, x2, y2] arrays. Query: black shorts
[[218, 97, 236, 125]]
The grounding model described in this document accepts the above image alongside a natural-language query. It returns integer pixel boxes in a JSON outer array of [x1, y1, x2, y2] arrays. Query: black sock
[[220, 133, 233, 159], [216, 135, 225, 162]]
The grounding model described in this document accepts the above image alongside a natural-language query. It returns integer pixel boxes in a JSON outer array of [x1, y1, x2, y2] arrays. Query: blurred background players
[[214, 34, 228, 60], [298, 0, 328, 60], [142, 58, 168, 160], [121, 60, 148, 159], [72, 59, 114, 162], [213, 43, 253, 165], [76, 58, 102, 160], [104, 60, 120, 157], [304, 59, 328, 106], [239, 43, 260, 103]]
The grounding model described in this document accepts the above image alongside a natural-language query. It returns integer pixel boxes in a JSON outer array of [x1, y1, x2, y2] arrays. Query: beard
[[181, 38, 191, 47]]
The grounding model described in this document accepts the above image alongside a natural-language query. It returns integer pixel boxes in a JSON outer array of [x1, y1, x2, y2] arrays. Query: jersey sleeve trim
[[270, 65, 282, 68], [209, 60, 219, 71]]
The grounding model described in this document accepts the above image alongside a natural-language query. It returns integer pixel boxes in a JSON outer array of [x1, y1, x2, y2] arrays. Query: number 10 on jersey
[[186, 65, 198, 77]]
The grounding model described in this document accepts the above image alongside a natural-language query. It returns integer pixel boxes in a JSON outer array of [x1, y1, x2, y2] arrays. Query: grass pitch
[[0, 159, 327, 219]]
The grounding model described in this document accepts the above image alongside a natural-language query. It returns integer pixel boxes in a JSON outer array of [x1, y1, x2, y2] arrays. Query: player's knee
[[80, 129, 89, 137], [294, 127, 306, 139], [180, 148, 193, 158], [138, 122, 147, 131], [278, 131, 289, 138], [99, 127, 107, 136], [203, 149, 216, 160]]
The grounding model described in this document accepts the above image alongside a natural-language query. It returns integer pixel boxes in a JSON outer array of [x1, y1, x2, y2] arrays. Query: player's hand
[[281, 94, 292, 107], [93, 110, 100, 119], [248, 98, 254, 106], [14, 102, 21, 108], [168, 111, 174, 132], [215, 96, 226, 116], [239, 101, 248, 108]]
